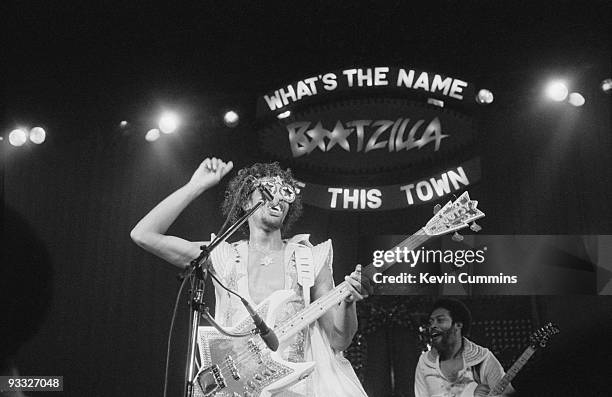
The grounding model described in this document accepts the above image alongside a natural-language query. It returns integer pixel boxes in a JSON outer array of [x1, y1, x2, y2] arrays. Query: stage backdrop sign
[[256, 67, 480, 211], [259, 98, 477, 173], [256, 67, 475, 116], [298, 157, 481, 211]]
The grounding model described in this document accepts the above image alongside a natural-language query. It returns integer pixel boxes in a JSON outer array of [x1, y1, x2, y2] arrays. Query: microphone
[[418, 325, 432, 352], [418, 325, 431, 338], [246, 175, 274, 203], [257, 184, 274, 203], [241, 298, 279, 351]]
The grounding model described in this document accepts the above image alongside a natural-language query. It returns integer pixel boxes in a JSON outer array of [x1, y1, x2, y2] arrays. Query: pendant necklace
[[249, 245, 283, 266]]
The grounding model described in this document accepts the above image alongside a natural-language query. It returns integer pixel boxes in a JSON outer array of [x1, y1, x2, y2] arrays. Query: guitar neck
[[275, 229, 430, 342], [362, 228, 429, 279], [489, 346, 536, 396]]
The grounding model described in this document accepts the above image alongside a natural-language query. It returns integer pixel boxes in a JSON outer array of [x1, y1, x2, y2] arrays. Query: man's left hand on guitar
[[473, 384, 490, 396], [474, 383, 504, 397], [344, 264, 373, 303]]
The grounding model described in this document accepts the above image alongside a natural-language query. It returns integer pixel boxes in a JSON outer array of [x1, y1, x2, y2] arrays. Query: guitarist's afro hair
[[430, 298, 472, 336], [221, 162, 303, 237]]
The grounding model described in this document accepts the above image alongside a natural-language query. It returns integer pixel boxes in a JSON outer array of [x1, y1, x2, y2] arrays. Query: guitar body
[[194, 290, 315, 397]]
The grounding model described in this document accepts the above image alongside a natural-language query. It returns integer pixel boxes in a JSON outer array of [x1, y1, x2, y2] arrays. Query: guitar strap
[[472, 362, 482, 384], [293, 244, 315, 306]]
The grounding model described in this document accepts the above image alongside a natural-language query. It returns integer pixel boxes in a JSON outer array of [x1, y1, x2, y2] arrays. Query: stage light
[[277, 110, 291, 119], [159, 112, 179, 134], [9, 129, 28, 147], [475, 89, 494, 105], [29, 127, 46, 144], [545, 81, 569, 102], [602, 78, 612, 94], [120, 120, 129, 128], [223, 110, 239, 127], [427, 98, 444, 107], [568, 92, 585, 107], [145, 128, 161, 142]]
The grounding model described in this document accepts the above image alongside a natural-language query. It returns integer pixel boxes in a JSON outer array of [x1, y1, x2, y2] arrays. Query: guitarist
[[414, 299, 515, 397], [131, 158, 371, 396]]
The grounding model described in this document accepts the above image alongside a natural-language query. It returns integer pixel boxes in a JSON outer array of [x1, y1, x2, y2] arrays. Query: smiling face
[[428, 307, 462, 352]]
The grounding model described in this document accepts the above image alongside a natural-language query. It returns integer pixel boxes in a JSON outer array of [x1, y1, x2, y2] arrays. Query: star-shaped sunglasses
[[252, 176, 299, 203]]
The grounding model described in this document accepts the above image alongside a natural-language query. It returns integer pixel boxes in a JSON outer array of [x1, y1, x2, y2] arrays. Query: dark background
[[2, 1, 612, 396]]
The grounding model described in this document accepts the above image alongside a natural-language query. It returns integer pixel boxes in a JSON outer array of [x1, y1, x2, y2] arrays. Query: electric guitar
[[194, 191, 485, 397], [486, 322, 559, 396]]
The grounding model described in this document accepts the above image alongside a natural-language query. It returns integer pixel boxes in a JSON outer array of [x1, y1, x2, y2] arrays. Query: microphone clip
[[247, 175, 274, 203]]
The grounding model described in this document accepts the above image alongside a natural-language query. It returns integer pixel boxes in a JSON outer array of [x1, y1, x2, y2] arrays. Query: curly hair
[[430, 298, 472, 336], [221, 162, 303, 237]]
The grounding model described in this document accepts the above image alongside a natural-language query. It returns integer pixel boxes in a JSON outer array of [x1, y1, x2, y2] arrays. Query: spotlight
[[277, 110, 291, 119], [568, 92, 585, 107], [475, 89, 494, 105], [120, 120, 129, 128], [159, 112, 179, 134], [223, 110, 239, 127], [545, 81, 569, 102], [29, 127, 46, 144], [145, 128, 161, 142], [602, 78, 612, 94], [9, 128, 28, 147]]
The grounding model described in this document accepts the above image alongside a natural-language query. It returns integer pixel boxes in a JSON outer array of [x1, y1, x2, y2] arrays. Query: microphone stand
[[182, 199, 268, 397]]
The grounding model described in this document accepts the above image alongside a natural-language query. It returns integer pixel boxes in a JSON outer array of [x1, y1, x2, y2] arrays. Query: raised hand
[[188, 157, 234, 191]]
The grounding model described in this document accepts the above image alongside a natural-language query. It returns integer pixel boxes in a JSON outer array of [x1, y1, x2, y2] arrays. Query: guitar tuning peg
[[470, 221, 482, 232], [452, 231, 464, 242], [433, 204, 442, 214]]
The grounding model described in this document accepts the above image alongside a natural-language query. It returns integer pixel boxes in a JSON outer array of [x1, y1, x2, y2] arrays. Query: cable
[[163, 266, 192, 397], [215, 176, 254, 239], [208, 269, 243, 300]]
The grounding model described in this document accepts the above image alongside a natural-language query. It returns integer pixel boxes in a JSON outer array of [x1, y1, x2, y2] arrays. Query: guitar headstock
[[529, 322, 560, 349], [423, 191, 485, 236]]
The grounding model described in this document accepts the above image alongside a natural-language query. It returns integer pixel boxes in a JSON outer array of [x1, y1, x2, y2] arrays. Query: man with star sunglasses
[[130, 157, 370, 396]]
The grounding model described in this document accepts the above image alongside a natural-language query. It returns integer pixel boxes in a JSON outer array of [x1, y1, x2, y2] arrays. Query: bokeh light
[[476, 89, 494, 104], [545, 81, 569, 102], [159, 112, 179, 134], [29, 127, 46, 144], [145, 128, 161, 142], [9, 129, 28, 146], [223, 110, 239, 127], [568, 92, 585, 107]]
